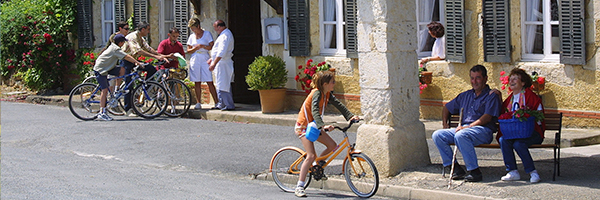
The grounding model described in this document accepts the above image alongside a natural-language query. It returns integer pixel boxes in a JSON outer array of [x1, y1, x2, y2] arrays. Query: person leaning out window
[[419, 21, 445, 65]]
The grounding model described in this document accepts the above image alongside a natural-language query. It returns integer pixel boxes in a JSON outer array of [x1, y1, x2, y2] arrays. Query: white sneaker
[[126, 110, 137, 117], [501, 170, 520, 181], [294, 186, 306, 197], [97, 112, 113, 121], [530, 170, 541, 183], [194, 103, 202, 109]]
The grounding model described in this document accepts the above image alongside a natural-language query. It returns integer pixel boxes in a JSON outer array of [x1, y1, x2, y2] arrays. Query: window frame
[[101, 0, 115, 45], [521, 0, 559, 62], [416, 0, 445, 58], [319, 0, 346, 56], [159, 0, 176, 41]]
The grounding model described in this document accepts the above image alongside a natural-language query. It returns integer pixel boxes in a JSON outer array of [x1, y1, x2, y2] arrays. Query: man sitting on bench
[[432, 65, 502, 182]]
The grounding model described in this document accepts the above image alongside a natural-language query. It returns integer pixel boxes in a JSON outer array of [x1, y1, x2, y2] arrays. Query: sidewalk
[[11, 94, 600, 199]]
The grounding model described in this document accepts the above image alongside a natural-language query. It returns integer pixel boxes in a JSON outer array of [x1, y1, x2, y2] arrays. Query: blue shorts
[[94, 67, 122, 90]]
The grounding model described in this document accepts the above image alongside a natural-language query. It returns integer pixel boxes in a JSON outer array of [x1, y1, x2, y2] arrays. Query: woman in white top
[[187, 18, 217, 109], [419, 21, 446, 65]]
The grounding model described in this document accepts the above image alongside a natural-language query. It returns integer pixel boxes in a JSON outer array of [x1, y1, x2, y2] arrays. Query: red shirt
[[157, 39, 185, 69]]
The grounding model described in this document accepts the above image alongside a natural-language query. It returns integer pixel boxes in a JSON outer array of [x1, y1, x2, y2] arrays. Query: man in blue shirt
[[432, 65, 501, 182]]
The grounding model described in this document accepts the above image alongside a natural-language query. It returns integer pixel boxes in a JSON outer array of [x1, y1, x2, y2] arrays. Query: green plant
[[294, 59, 330, 93], [246, 55, 288, 90], [1, 0, 77, 91]]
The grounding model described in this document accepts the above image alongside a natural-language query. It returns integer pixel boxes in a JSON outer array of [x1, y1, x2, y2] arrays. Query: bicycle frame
[[269, 130, 362, 175]]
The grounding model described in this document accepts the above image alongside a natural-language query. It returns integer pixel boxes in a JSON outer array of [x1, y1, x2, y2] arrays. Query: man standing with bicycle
[[121, 22, 171, 116]]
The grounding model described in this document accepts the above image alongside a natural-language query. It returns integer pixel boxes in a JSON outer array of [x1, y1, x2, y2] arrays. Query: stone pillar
[[355, 0, 430, 176]]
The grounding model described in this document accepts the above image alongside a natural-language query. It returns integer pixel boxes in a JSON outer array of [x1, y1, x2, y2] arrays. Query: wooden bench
[[448, 112, 563, 181]]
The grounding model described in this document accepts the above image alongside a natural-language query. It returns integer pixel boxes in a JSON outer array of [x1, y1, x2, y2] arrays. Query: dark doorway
[[228, 0, 262, 104]]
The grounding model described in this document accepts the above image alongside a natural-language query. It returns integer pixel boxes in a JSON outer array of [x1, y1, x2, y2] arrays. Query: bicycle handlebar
[[332, 119, 361, 132]]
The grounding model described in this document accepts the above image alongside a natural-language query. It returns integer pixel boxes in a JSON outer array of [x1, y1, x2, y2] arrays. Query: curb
[[255, 173, 503, 200]]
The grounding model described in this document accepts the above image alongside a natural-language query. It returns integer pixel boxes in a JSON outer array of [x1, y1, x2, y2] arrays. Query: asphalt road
[[1, 102, 385, 199]]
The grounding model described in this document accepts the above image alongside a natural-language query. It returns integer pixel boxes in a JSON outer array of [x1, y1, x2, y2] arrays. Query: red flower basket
[[498, 116, 536, 139]]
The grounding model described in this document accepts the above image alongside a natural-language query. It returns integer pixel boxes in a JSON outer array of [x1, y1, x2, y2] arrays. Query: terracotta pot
[[532, 77, 545, 91], [258, 88, 287, 113], [419, 71, 433, 84]]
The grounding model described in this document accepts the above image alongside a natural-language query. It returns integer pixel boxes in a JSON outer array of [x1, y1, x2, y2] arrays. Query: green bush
[[245, 55, 288, 90], [1, 0, 78, 91]]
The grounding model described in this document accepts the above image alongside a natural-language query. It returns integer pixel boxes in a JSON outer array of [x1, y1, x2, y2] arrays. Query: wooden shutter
[[175, 0, 189, 44], [288, 0, 310, 56], [134, 0, 148, 25], [445, 0, 465, 63], [559, 0, 585, 65], [482, 0, 511, 63], [114, 0, 126, 23], [77, 0, 94, 48], [344, 0, 358, 58]]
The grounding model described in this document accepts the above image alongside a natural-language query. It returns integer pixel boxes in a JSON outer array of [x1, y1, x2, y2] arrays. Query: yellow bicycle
[[269, 120, 379, 197]]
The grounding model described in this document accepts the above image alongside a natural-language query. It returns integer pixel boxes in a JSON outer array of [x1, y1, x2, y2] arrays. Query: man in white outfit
[[208, 20, 235, 111]]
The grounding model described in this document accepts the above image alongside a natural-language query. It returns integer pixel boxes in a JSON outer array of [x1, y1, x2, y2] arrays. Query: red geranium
[[295, 59, 331, 93]]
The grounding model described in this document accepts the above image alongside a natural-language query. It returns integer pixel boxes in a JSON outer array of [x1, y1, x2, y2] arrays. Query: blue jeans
[[499, 131, 543, 173], [121, 60, 157, 111], [432, 125, 494, 171]]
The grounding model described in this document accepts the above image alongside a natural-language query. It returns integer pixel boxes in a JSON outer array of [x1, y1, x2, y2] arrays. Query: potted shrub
[[245, 55, 288, 113]]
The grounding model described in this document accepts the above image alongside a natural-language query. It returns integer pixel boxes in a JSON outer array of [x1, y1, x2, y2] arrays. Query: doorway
[[228, 0, 262, 104]]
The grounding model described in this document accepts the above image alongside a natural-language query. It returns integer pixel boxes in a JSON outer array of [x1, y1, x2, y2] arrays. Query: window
[[160, 0, 189, 45], [101, 0, 115, 45], [416, 0, 445, 58], [521, 0, 559, 62], [161, 0, 175, 39], [319, 0, 346, 55]]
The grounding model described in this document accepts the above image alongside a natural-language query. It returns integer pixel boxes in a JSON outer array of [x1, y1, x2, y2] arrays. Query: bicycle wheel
[[343, 153, 379, 198], [68, 83, 101, 120], [131, 81, 168, 119], [271, 148, 311, 192], [163, 79, 191, 117]]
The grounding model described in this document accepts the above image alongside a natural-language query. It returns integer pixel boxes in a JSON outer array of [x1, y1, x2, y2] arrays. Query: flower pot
[[258, 88, 287, 113], [531, 77, 545, 91], [419, 71, 433, 84]]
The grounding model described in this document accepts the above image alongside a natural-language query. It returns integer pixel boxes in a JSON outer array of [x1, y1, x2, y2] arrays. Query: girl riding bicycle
[[294, 69, 359, 197]]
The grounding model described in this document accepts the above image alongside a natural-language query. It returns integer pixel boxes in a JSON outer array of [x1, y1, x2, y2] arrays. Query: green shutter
[[77, 0, 94, 48], [175, 0, 189, 44], [345, 0, 358, 58], [559, 0, 585, 65], [134, 0, 148, 25], [445, 0, 465, 63], [288, 0, 310, 56], [482, 0, 511, 63], [114, 0, 126, 23]]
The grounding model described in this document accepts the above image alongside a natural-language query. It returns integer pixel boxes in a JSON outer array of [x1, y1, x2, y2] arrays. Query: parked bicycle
[[148, 65, 192, 117], [269, 119, 379, 197], [68, 62, 168, 120]]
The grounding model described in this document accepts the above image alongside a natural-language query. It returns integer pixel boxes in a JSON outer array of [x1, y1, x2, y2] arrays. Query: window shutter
[[114, 0, 126, 23], [445, 0, 466, 63], [287, 0, 310, 56], [77, 0, 94, 48], [134, 0, 149, 25], [344, 0, 358, 58], [175, 0, 190, 44], [482, 0, 511, 63], [559, 0, 585, 65]]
